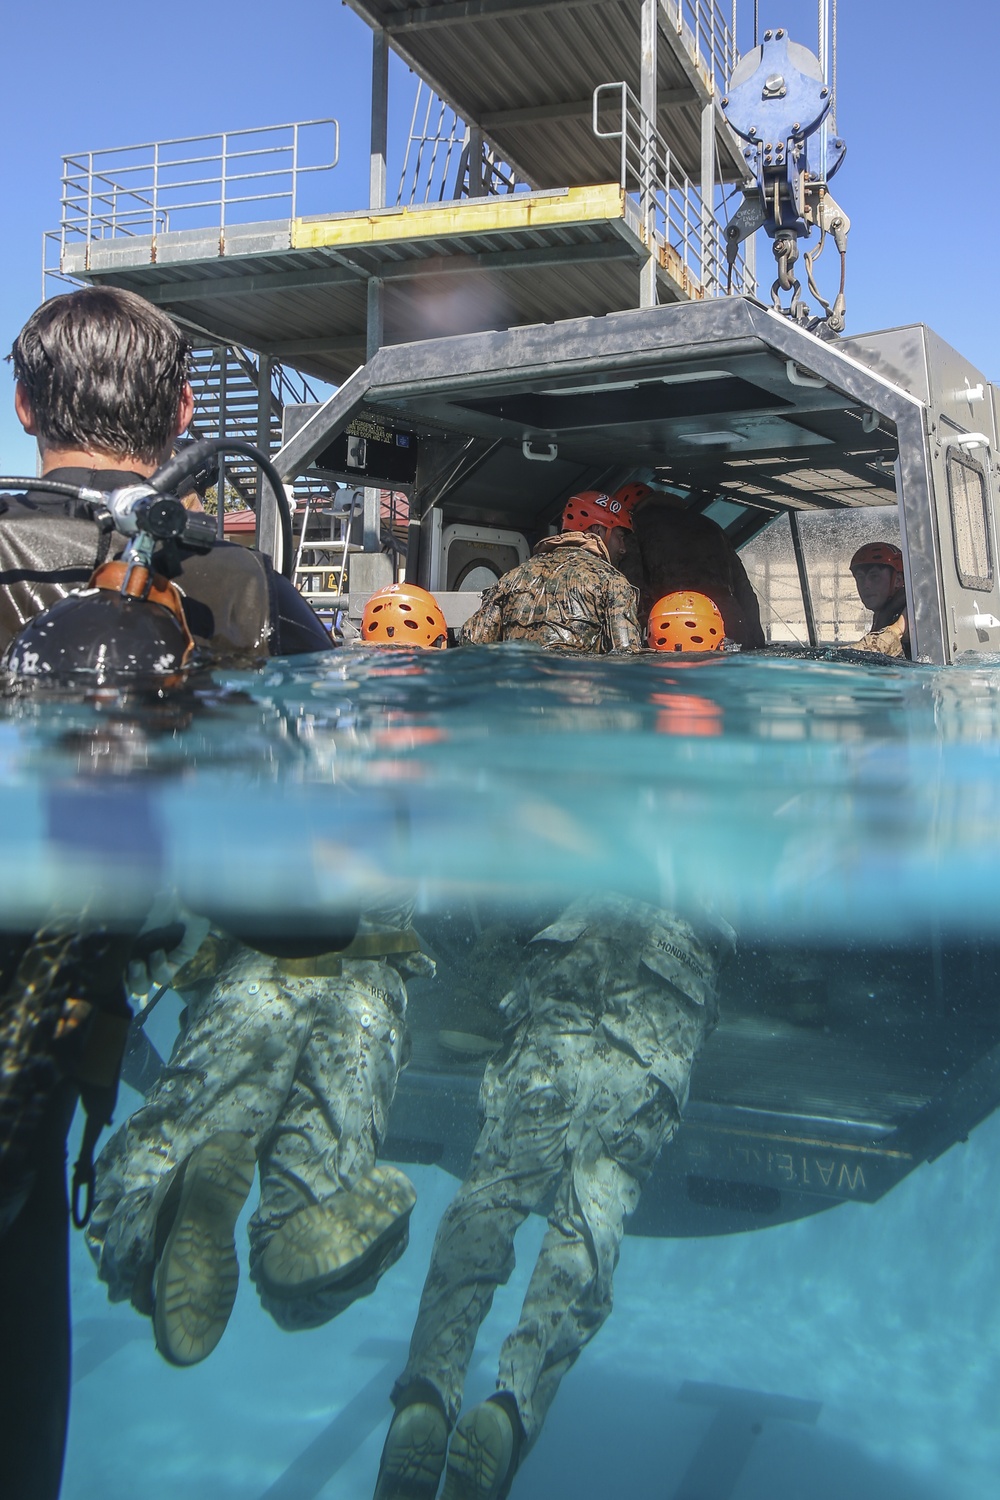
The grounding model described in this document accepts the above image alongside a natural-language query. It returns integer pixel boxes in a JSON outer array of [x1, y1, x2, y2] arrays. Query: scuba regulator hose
[[147, 438, 294, 579], [0, 437, 295, 580]]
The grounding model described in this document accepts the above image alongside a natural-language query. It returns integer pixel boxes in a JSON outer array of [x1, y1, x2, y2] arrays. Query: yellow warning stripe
[[293, 183, 627, 251]]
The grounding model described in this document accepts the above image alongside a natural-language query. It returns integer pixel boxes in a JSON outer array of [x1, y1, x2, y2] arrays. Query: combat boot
[[152, 1131, 256, 1366], [373, 1397, 449, 1500], [440, 1397, 519, 1500], [260, 1163, 417, 1296]]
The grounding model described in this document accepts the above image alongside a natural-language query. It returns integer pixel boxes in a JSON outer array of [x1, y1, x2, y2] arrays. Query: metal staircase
[[188, 347, 357, 618], [187, 346, 330, 509]]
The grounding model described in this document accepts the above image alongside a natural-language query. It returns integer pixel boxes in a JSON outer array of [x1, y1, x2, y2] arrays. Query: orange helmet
[[611, 482, 652, 513], [561, 491, 633, 534], [361, 584, 447, 648], [850, 542, 904, 591], [648, 591, 725, 652]]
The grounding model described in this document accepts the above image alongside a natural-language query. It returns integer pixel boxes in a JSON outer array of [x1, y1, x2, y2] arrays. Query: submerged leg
[[86, 946, 316, 1349], [497, 1050, 683, 1446], [394, 1037, 570, 1425], [251, 958, 413, 1331]]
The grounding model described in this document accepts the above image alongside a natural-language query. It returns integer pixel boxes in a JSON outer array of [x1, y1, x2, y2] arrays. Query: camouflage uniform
[[852, 623, 907, 657], [87, 905, 431, 1331], [850, 586, 910, 659], [460, 533, 642, 652], [392, 894, 732, 1448]]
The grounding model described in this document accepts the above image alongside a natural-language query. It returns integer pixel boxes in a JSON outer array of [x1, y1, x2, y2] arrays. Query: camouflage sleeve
[[848, 623, 906, 658], [459, 582, 505, 645], [603, 573, 643, 653]]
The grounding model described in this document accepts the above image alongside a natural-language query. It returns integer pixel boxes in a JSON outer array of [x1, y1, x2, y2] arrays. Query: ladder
[[290, 488, 364, 620]]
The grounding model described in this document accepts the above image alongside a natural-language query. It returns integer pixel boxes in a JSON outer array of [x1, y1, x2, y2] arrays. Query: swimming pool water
[[7, 641, 1000, 1499]]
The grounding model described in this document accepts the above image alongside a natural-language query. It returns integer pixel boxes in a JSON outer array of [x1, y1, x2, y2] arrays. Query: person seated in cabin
[[611, 482, 766, 649], [372, 594, 735, 1500], [847, 542, 910, 658], [85, 584, 448, 1366], [459, 491, 642, 652], [3, 286, 333, 659]]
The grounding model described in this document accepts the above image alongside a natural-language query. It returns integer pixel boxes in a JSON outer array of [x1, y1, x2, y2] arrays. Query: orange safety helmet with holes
[[647, 591, 725, 652], [850, 542, 904, 592], [361, 583, 448, 648], [611, 482, 652, 513], [561, 491, 633, 534]]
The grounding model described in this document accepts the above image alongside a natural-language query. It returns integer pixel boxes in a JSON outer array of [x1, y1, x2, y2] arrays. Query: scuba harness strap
[[278, 928, 424, 978], [0, 925, 139, 1233]]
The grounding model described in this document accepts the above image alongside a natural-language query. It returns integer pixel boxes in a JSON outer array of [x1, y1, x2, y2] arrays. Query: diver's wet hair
[[10, 287, 192, 464]]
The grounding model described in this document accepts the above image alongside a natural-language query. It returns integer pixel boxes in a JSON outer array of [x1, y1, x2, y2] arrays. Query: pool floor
[[62, 1083, 1000, 1500]]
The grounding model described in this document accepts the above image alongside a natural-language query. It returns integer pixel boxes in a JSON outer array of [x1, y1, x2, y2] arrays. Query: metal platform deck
[[345, 0, 746, 185], [62, 185, 703, 385]]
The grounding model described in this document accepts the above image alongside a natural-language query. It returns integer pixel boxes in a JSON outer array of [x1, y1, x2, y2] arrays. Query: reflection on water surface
[[3, 644, 1000, 939]]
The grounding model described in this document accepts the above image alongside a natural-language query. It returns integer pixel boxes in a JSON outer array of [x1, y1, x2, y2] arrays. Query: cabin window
[[796, 507, 902, 644], [947, 452, 993, 591], [739, 507, 902, 646]]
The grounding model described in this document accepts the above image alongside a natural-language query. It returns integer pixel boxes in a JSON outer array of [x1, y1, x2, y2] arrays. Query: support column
[[639, 0, 657, 308], [468, 125, 485, 197], [700, 101, 717, 295], [368, 28, 388, 361], [254, 351, 277, 557], [370, 28, 388, 209], [216, 348, 227, 543], [363, 487, 381, 554], [255, 353, 273, 465], [366, 276, 384, 362]]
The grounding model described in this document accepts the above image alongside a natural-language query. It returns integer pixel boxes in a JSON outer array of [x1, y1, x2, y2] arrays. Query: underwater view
[[8, 641, 1000, 1499]]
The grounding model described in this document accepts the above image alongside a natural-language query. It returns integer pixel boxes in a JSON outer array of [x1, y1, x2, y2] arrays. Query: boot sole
[[440, 1403, 514, 1500], [373, 1402, 449, 1500], [153, 1131, 256, 1367], [260, 1164, 416, 1295]]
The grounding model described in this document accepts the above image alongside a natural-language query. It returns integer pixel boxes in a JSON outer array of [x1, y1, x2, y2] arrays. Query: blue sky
[[1, 0, 997, 469]]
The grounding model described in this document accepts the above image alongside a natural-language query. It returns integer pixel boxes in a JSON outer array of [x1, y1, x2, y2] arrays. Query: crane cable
[[831, 0, 838, 130]]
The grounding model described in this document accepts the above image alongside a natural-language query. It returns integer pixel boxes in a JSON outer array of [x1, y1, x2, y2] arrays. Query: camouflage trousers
[[395, 929, 713, 1448], [86, 944, 409, 1331]]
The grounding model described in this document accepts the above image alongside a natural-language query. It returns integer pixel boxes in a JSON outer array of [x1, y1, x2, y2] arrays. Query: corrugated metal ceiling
[[93, 221, 670, 384], [346, 0, 744, 185]]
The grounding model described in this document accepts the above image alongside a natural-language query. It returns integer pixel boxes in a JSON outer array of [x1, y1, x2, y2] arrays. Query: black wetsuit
[[0, 470, 330, 1497], [0, 467, 333, 658]]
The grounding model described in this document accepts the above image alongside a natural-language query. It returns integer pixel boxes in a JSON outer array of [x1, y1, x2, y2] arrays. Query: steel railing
[[397, 82, 466, 205], [396, 79, 526, 206], [665, 0, 738, 94], [57, 119, 340, 249], [593, 81, 754, 299]]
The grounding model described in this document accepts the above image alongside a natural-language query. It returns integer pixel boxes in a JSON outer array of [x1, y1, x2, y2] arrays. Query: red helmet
[[561, 490, 633, 534], [648, 591, 725, 652], [611, 482, 652, 513], [850, 542, 904, 591], [361, 584, 447, 648]]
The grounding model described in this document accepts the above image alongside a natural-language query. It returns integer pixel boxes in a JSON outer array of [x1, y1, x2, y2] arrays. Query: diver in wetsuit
[[3, 286, 332, 659], [0, 582, 206, 1500], [0, 286, 333, 1500]]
